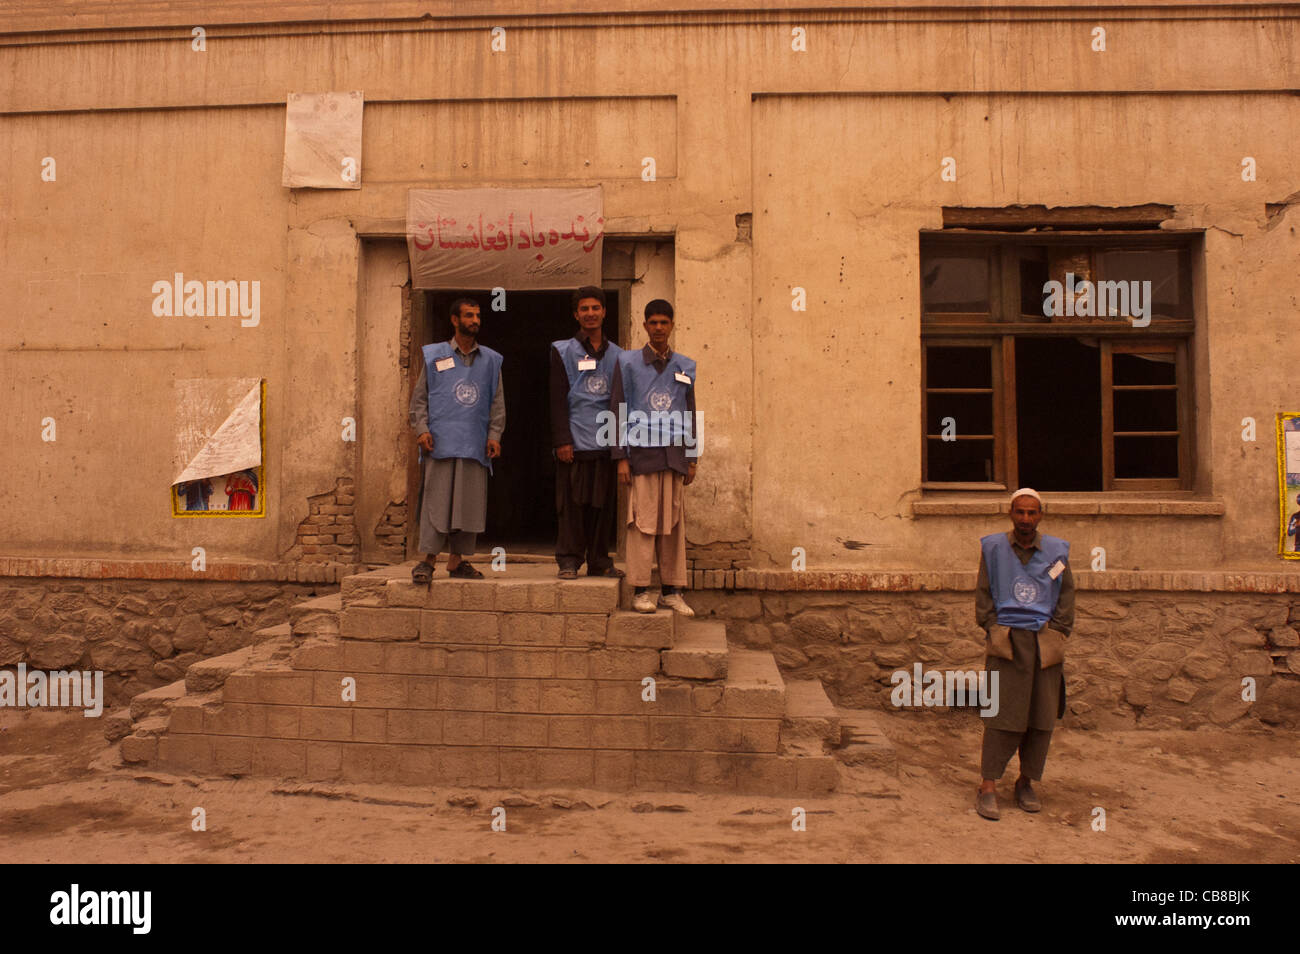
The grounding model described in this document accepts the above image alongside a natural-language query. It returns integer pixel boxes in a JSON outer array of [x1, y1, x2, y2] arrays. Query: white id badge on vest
[[578, 358, 597, 371], [434, 357, 456, 372], [1047, 559, 1065, 580], [674, 371, 692, 385]]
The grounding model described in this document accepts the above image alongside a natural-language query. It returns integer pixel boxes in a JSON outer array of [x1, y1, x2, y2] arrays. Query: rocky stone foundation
[[682, 590, 1300, 731], [0, 579, 331, 706]]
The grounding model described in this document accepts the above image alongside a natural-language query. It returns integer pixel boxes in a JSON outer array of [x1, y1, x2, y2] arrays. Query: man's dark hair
[[644, 299, 674, 321], [449, 297, 479, 320], [572, 286, 606, 312]]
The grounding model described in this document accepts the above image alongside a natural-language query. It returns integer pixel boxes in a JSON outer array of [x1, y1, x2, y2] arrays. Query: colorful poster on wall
[[1278, 413, 1300, 558], [406, 187, 603, 290], [172, 379, 266, 518]]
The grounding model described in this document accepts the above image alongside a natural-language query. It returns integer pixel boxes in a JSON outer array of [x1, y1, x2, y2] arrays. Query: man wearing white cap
[[974, 488, 1075, 821]]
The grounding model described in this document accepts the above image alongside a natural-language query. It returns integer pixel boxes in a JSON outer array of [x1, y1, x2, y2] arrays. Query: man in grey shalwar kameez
[[408, 298, 505, 582], [974, 488, 1075, 821]]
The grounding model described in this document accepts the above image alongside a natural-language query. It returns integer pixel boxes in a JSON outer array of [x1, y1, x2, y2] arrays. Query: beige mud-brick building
[[1, 1, 1298, 730]]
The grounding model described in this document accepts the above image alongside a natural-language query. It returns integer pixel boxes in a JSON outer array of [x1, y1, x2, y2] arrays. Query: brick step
[[129, 679, 188, 721], [606, 609, 675, 648], [381, 563, 618, 613], [340, 564, 404, 605], [185, 647, 254, 692], [254, 622, 293, 642], [281, 642, 663, 683], [151, 736, 835, 793], [782, 678, 842, 749], [164, 701, 781, 752], [712, 648, 785, 717], [833, 707, 898, 774], [661, 621, 727, 679], [287, 594, 340, 637]]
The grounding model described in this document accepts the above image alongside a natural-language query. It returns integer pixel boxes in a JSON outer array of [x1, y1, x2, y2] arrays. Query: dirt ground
[[1, 706, 1296, 864]]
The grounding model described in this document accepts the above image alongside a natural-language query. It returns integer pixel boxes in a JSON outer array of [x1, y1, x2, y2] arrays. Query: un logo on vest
[[584, 372, 609, 395], [647, 386, 674, 412], [454, 381, 480, 407], [1013, 578, 1039, 605]]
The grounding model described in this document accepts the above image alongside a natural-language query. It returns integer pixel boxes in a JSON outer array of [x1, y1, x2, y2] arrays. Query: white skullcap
[[1009, 487, 1042, 505]]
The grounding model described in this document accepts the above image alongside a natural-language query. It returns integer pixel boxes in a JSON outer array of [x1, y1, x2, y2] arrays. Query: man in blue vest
[[610, 299, 698, 615], [407, 298, 505, 583], [550, 286, 624, 580], [974, 488, 1075, 820]]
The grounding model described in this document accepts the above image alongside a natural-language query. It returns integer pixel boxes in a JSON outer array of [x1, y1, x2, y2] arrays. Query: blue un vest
[[980, 532, 1069, 630], [617, 350, 697, 447], [553, 338, 622, 452], [421, 341, 502, 472]]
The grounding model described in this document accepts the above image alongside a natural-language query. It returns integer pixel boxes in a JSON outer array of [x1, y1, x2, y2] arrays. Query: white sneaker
[[632, 591, 657, 614], [657, 592, 695, 617]]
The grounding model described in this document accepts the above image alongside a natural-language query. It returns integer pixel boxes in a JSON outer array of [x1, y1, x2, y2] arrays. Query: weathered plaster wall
[[1, 10, 1297, 575]]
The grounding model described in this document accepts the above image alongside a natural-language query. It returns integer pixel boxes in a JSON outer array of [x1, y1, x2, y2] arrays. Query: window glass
[[921, 255, 989, 313]]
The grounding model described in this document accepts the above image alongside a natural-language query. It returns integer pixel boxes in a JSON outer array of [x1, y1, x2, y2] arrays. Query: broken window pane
[[921, 254, 989, 314], [1096, 249, 1187, 317]]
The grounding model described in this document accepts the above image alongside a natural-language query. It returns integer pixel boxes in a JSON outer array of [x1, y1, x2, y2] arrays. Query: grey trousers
[[981, 726, 1053, 781], [418, 456, 488, 555], [421, 530, 477, 557]]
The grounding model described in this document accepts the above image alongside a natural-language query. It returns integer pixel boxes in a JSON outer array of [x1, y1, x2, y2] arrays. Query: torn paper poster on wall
[[282, 90, 363, 189], [407, 187, 603, 290], [172, 379, 265, 517]]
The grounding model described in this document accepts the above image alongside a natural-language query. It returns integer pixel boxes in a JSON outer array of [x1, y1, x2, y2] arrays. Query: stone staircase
[[114, 563, 851, 794]]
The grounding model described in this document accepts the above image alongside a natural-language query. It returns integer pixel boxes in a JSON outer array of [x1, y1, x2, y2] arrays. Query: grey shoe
[[1015, 778, 1041, 813], [976, 790, 1000, 821]]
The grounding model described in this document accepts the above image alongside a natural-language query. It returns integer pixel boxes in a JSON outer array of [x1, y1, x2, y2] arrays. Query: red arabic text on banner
[[407, 187, 603, 290]]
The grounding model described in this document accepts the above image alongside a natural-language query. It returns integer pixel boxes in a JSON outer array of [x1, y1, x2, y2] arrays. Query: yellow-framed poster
[[171, 378, 266, 518], [1278, 412, 1300, 558]]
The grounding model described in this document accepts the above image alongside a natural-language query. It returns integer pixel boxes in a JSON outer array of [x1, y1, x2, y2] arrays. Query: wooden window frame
[[920, 231, 1197, 492], [921, 337, 1011, 490]]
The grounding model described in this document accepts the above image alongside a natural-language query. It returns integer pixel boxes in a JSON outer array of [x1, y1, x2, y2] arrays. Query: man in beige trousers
[[609, 300, 698, 616]]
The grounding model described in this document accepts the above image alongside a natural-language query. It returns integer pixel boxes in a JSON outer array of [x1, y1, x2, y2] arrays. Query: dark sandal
[[588, 566, 625, 578], [411, 561, 434, 585], [448, 561, 483, 579]]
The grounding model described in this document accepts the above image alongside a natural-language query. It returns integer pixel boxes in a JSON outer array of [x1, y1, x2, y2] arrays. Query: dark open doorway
[[424, 289, 621, 550]]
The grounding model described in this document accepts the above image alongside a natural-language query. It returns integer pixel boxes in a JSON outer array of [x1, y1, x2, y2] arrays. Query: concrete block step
[[166, 703, 780, 754], [782, 678, 842, 747], [185, 647, 254, 692], [120, 713, 170, 763], [381, 562, 619, 614], [712, 649, 785, 717], [150, 736, 835, 793], [660, 620, 727, 679], [340, 565, 402, 606], [128, 679, 188, 722], [254, 622, 293, 642], [288, 593, 341, 637], [833, 707, 898, 774], [606, 610, 674, 649]]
